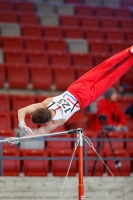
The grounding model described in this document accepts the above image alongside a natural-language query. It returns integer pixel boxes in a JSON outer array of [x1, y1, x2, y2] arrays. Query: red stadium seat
[[18, 13, 38, 25], [27, 51, 49, 65], [89, 41, 110, 54], [0, 129, 15, 137], [36, 94, 55, 103], [30, 65, 52, 90], [43, 26, 63, 38], [0, 112, 11, 129], [103, 132, 124, 151], [126, 132, 133, 154], [6, 64, 29, 89], [45, 38, 67, 52], [75, 5, 94, 16], [3, 149, 20, 176], [110, 42, 128, 54], [87, 150, 104, 176], [23, 37, 45, 51], [93, 54, 110, 65], [95, 7, 113, 17], [75, 66, 91, 79], [123, 70, 133, 92], [0, 129, 16, 150], [63, 27, 84, 39], [1, 36, 23, 50], [87, 28, 105, 42], [120, 19, 133, 30], [53, 67, 75, 90], [0, 12, 18, 23], [51, 150, 77, 176], [0, 94, 10, 111], [105, 30, 125, 42], [21, 25, 43, 37], [125, 31, 133, 42], [66, 111, 87, 130], [100, 18, 120, 29], [114, 8, 132, 18], [85, 28, 105, 41], [117, 97, 133, 113], [0, 1, 15, 11], [60, 16, 80, 27], [125, 116, 133, 131], [16, 2, 35, 13], [87, 113, 97, 130], [12, 112, 38, 129], [106, 150, 131, 176], [72, 53, 93, 67], [50, 52, 71, 67], [83, 130, 98, 150], [0, 64, 5, 88], [4, 50, 27, 64], [121, 0, 133, 7], [11, 94, 35, 111], [47, 135, 71, 153], [80, 17, 100, 28], [22, 150, 48, 176]]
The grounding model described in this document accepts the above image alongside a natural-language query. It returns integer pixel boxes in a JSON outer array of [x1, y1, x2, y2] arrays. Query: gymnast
[[6, 46, 133, 145]]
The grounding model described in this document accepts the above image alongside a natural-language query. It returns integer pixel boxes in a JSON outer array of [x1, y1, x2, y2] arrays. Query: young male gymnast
[[6, 46, 133, 145]]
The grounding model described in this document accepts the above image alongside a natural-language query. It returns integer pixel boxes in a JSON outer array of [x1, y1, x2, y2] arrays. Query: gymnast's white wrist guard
[[18, 121, 26, 128]]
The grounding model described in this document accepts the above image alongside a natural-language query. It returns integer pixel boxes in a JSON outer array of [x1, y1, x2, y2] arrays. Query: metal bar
[[83, 140, 88, 177], [0, 129, 77, 143], [0, 137, 133, 143], [77, 128, 84, 200], [1, 156, 133, 161]]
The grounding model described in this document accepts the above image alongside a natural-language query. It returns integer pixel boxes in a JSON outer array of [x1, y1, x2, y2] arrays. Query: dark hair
[[32, 108, 52, 124]]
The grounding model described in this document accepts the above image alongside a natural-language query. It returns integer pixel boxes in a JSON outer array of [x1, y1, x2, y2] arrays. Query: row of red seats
[[0, 1, 132, 16], [1, 15, 133, 29], [1, 64, 133, 91], [1, 43, 132, 64], [45, 131, 133, 154], [74, 6, 132, 17], [9, 24, 133, 38], [0, 33, 132, 52], [2, 148, 132, 176], [0, 64, 118, 90], [0, 1, 35, 13]]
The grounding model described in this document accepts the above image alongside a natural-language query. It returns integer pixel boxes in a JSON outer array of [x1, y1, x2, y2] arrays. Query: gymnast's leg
[[68, 46, 133, 108]]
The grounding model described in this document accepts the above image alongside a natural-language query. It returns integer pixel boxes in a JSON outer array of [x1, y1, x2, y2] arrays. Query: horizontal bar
[[0, 129, 77, 143], [1, 156, 133, 161], [0, 137, 133, 142]]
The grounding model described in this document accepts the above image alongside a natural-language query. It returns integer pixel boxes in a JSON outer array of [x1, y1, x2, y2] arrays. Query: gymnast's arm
[[30, 119, 66, 136], [5, 119, 66, 145], [18, 97, 53, 123]]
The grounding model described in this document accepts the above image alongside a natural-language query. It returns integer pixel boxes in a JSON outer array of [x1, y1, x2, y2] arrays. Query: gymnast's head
[[31, 108, 52, 124]]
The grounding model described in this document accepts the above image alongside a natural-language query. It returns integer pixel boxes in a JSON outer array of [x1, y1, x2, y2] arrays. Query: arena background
[[0, 0, 133, 199]]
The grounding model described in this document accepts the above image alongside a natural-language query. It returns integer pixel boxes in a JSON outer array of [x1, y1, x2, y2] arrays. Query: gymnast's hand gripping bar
[[0, 129, 78, 143]]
